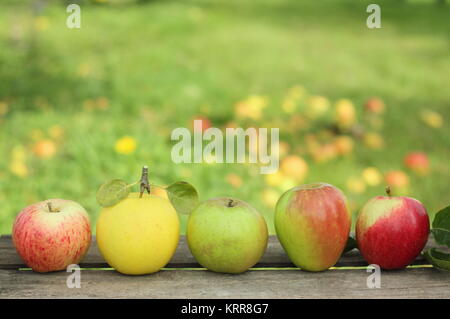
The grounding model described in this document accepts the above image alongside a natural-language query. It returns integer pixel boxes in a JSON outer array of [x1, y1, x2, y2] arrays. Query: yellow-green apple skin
[[275, 183, 351, 271], [187, 197, 268, 274], [96, 193, 180, 275], [12, 199, 91, 273]]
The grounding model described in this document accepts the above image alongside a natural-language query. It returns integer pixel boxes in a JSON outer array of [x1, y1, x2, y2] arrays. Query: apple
[[404, 151, 429, 175], [333, 135, 354, 155], [363, 132, 384, 150], [12, 199, 91, 273], [362, 167, 383, 186], [385, 170, 409, 187], [97, 193, 180, 275], [356, 191, 430, 269], [280, 155, 308, 182], [306, 96, 330, 119], [384, 170, 410, 195], [275, 183, 351, 271], [32, 139, 57, 158], [187, 197, 268, 273], [311, 143, 338, 163], [226, 173, 243, 188], [335, 99, 356, 129], [364, 97, 385, 114]]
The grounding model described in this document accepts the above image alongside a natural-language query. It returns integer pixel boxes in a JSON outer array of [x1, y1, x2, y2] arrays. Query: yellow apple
[[306, 96, 330, 119], [96, 193, 180, 275], [335, 99, 356, 129], [32, 139, 57, 158], [333, 135, 354, 155], [362, 167, 383, 186], [363, 132, 384, 150], [280, 155, 308, 182]]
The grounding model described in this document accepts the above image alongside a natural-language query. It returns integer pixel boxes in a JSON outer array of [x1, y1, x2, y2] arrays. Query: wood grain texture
[[0, 235, 442, 270], [1, 235, 449, 299], [1, 268, 449, 299]]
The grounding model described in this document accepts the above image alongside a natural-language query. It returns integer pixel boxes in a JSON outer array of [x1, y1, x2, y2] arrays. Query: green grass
[[0, 0, 449, 235]]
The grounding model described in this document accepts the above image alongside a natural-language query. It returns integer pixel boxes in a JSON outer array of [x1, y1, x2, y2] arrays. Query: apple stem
[[386, 185, 392, 197], [227, 199, 234, 207], [47, 202, 59, 213], [139, 165, 151, 198]]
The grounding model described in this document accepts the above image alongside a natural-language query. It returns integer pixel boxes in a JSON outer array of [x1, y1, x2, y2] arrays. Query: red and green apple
[[356, 191, 430, 269], [404, 151, 430, 175], [275, 183, 351, 271]]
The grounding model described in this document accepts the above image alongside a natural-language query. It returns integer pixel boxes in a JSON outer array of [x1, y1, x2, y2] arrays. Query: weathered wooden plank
[[0, 235, 443, 270], [1, 268, 449, 299]]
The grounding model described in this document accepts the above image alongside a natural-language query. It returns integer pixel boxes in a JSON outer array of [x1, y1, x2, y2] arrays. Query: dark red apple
[[356, 192, 429, 269]]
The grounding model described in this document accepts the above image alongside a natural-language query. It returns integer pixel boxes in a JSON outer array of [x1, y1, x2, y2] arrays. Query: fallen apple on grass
[[12, 199, 91, 273], [364, 97, 385, 114], [275, 183, 351, 271], [384, 170, 410, 195], [280, 155, 308, 182], [356, 187, 430, 269], [187, 197, 268, 274], [32, 139, 57, 159], [404, 151, 430, 175]]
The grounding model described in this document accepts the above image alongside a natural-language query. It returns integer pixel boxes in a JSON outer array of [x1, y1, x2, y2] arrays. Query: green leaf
[[431, 206, 450, 247], [166, 181, 199, 215], [343, 236, 357, 254], [424, 248, 450, 271], [96, 179, 130, 207]]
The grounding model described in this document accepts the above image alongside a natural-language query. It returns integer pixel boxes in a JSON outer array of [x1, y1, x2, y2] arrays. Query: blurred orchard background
[[0, 0, 449, 234]]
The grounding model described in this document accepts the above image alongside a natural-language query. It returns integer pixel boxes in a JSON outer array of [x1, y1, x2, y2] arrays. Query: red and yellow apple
[[12, 199, 91, 272], [274, 183, 351, 271], [356, 194, 429, 269], [364, 97, 385, 114], [404, 151, 430, 175]]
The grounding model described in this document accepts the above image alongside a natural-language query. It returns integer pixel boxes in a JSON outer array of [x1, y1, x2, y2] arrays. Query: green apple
[[187, 197, 268, 273]]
